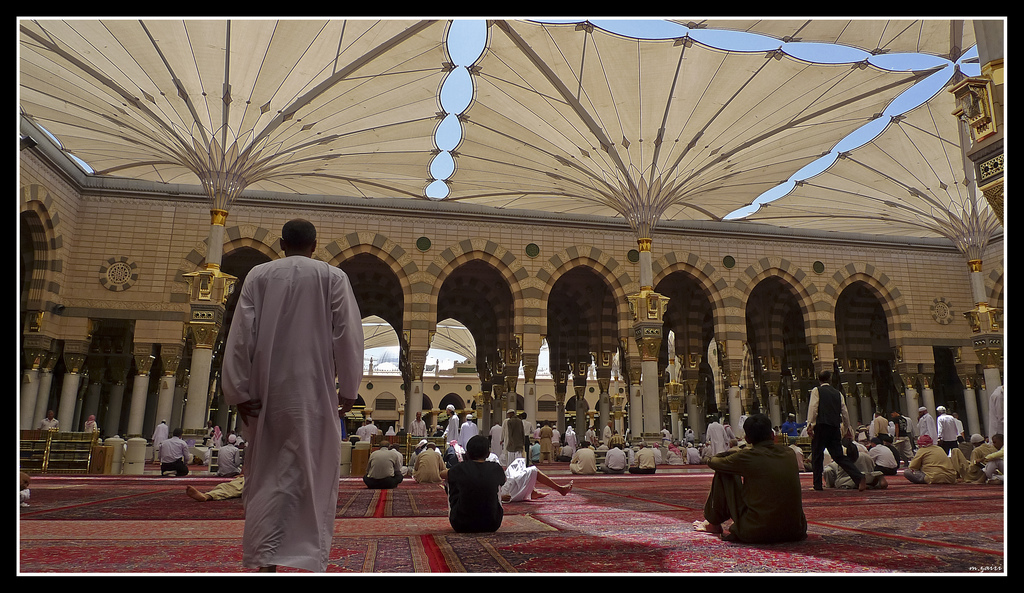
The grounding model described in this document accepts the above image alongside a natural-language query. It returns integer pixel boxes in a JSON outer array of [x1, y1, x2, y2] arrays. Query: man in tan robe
[[905, 435, 960, 484], [413, 443, 445, 483], [694, 413, 807, 543]]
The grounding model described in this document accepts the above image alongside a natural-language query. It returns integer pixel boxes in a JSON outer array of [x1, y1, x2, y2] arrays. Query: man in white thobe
[[442, 405, 461, 444], [152, 420, 169, 461], [222, 219, 363, 573], [705, 419, 729, 457], [489, 421, 504, 457], [916, 407, 938, 447], [459, 414, 480, 449]]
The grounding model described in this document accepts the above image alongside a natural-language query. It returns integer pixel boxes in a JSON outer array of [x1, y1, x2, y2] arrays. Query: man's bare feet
[[185, 485, 210, 502], [559, 480, 573, 496], [529, 490, 549, 500], [692, 520, 723, 534]]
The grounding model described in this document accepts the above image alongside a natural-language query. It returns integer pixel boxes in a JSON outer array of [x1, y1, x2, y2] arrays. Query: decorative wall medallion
[[812, 260, 825, 274], [416, 236, 431, 251], [525, 243, 540, 258], [627, 249, 640, 263], [930, 297, 954, 325], [722, 255, 736, 269], [99, 256, 138, 291]]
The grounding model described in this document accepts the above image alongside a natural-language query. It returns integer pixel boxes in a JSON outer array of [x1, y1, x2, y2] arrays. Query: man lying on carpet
[[693, 413, 808, 543], [186, 475, 245, 502]]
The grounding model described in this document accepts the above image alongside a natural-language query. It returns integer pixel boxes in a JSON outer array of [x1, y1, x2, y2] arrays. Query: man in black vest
[[807, 370, 866, 491]]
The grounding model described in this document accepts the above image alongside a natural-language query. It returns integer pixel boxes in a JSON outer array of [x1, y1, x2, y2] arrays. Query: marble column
[[182, 208, 237, 436], [127, 344, 155, 437], [156, 344, 184, 431], [57, 342, 89, 431], [20, 341, 49, 429], [33, 350, 59, 429], [627, 243, 669, 441], [104, 357, 130, 436]]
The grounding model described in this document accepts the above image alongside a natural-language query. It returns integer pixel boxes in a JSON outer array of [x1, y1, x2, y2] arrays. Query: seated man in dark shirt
[[693, 413, 808, 543], [441, 434, 507, 533]]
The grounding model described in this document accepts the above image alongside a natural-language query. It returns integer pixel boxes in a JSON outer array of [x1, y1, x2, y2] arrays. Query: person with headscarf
[[83, 414, 98, 433], [905, 435, 959, 484]]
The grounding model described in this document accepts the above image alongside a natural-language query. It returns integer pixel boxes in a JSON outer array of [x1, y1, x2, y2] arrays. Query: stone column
[[20, 338, 50, 429], [519, 351, 538, 415], [57, 340, 90, 431], [627, 242, 669, 442], [127, 344, 155, 437], [627, 359, 643, 439], [182, 215, 236, 436], [33, 348, 60, 429], [156, 344, 183, 432], [404, 336, 427, 434]]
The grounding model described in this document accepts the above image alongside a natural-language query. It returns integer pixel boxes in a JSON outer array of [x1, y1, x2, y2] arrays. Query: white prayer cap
[[467, 414, 475, 420], [936, 406, 946, 413], [918, 406, 928, 412], [418, 439, 429, 447], [446, 404, 455, 411], [228, 434, 237, 443], [971, 434, 984, 444]]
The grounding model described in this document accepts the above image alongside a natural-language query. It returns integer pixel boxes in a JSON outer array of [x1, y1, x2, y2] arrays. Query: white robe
[[499, 457, 539, 502], [443, 414, 461, 444], [706, 422, 729, 456], [489, 424, 504, 456], [459, 420, 480, 449], [152, 423, 169, 460], [222, 255, 363, 572]]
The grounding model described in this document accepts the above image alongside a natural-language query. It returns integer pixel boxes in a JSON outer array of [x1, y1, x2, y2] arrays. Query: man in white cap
[[916, 406, 937, 452], [443, 404, 461, 444], [459, 413, 480, 449], [935, 406, 959, 454], [217, 434, 242, 477]]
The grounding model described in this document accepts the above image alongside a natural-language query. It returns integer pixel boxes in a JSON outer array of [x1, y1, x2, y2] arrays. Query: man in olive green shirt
[[693, 413, 808, 543]]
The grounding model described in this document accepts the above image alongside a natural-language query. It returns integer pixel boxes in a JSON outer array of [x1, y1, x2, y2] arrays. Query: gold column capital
[[967, 259, 983, 273], [210, 208, 229, 226], [637, 237, 652, 252]]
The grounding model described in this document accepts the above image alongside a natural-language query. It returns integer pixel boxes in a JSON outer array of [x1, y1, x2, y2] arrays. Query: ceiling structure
[[442, 20, 943, 239], [19, 19, 451, 208], [741, 83, 1001, 256], [679, 19, 976, 61], [18, 17, 993, 244], [19, 19, 1000, 365]]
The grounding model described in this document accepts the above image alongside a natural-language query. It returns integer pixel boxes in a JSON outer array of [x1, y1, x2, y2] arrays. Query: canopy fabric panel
[[19, 19, 451, 204], [441, 20, 939, 237], [742, 85, 1001, 251], [679, 18, 976, 61]]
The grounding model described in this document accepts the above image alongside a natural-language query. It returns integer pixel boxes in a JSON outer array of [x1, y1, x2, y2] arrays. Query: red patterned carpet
[[19, 468, 1005, 575]]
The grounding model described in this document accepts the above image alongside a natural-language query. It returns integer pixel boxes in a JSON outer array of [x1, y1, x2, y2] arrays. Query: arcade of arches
[[19, 151, 1004, 445]]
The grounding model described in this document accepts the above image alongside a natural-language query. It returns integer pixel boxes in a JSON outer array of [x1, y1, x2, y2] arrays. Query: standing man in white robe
[[705, 418, 729, 457], [222, 219, 363, 573], [459, 413, 480, 449], [442, 405, 461, 445]]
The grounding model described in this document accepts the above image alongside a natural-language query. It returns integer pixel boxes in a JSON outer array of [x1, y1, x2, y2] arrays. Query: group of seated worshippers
[[903, 433, 1004, 485]]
